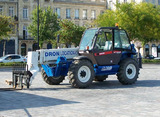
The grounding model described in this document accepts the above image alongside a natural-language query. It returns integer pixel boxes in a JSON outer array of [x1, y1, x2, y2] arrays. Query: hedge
[[0, 62, 26, 67], [0, 59, 160, 67], [142, 59, 160, 64]]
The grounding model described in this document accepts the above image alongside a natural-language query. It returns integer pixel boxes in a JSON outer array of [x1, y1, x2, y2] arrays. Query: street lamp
[[37, 0, 39, 50]]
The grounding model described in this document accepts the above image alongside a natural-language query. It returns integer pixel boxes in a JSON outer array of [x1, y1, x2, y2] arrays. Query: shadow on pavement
[[90, 79, 160, 89], [14, 79, 160, 91], [0, 91, 79, 111]]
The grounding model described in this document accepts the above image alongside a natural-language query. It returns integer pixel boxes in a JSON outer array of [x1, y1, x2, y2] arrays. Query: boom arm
[[27, 48, 79, 84]]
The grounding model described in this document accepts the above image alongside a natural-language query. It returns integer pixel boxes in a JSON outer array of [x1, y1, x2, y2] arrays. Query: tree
[[94, 10, 117, 27], [0, 15, 12, 39], [0, 15, 12, 56], [28, 7, 59, 48], [94, 2, 160, 45], [56, 19, 85, 48]]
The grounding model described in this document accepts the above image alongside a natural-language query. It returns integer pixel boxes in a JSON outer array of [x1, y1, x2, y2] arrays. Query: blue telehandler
[[12, 26, 140, 89]]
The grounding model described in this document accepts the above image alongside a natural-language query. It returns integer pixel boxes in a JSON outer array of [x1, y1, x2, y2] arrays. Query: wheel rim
[[78, 66, 91, 83], [126, 64, 136, 79]]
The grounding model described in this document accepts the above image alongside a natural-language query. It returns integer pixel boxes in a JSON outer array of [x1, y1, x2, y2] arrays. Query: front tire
[[68, 60, 94, 88], [117, 58, 139, 85], [41, 68, 65, 85]]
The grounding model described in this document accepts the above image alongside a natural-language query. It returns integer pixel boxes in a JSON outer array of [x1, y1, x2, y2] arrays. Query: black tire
[[117, 58, 139, 85], [41, 68, 65, 85], [94, 75, 108, 82], [26, 78, 30, 89], [13, 75, 17, 89], [19, 75, 23, 90], [68, 60, 94, 88]]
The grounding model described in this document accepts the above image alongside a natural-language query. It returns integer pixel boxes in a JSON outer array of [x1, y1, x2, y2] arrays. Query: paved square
[[0, 64, 160, 117]]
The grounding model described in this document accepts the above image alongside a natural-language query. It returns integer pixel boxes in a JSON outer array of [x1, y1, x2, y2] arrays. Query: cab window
[[114, 30, 131, 50], [94, 30, 112, 51]]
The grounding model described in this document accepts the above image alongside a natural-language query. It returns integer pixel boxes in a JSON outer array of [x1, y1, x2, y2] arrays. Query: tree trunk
[[3, 41, 6, 56]]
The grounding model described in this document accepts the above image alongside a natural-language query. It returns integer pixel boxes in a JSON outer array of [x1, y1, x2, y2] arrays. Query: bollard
[[138, 53, 142, 68]]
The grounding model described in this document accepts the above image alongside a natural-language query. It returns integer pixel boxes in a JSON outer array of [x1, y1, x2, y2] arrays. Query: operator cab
[[79, 27, 132, 66]]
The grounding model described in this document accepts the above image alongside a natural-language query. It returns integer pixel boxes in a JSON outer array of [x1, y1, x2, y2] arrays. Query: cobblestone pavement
[[0, 64, 160, 117]]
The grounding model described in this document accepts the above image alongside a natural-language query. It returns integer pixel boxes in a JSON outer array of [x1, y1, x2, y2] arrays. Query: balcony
[[18, 35, 33, 40], [0, 0, 18, 2], [53, 0, 106, 6]]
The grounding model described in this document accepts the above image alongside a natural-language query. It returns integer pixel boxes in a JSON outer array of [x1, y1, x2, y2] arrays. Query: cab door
[[93, 29, 122, 66]]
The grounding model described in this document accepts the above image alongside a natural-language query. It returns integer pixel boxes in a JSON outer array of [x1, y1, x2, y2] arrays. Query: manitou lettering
[[45, 51, 78, 57], [45, 52, 60, 57]]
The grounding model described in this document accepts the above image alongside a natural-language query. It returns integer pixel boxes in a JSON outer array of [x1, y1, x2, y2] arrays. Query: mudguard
[[73, 56, 93, 64]]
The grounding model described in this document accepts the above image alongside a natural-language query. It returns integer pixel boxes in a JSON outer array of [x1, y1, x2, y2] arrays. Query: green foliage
[[0, 15, 12, 39], [0, 62, 26, 67], [95, 2, 160, 45], [56, 19, 85, 47], [142, 59, 160, 64], [28, 7, 59, 48], [94, 10, 117, 27]]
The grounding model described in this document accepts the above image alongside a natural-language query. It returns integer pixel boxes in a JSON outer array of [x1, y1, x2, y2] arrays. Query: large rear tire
[[68, 60, 94, 88], [117, 58, 139, 85], [41, 68, 65, 85]]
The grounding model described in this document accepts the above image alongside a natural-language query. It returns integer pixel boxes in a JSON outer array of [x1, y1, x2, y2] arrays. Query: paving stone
[[0, 64, 160, 117]]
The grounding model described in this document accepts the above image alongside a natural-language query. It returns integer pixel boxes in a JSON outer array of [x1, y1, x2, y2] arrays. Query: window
[[66, 8, 71, 19], [55, 8, 60, 18], [14, 55, 21, 59], [152, 44, 157, 57], [21, 43, 26, 56], [9, 7, 14, 17], [91, 10, 96, 19], [33, 43, 39, 51], [23, 8, 28, 19], [79, 29, 98, 50], [159, 0, 160, 5], [145, 44, 149, 56], [100, 10, 104, 15], [9, 25, 15, 34], [75, 21, 79, 26], [158, 44, 160, 57], [23, 26, 28, 39], [83, 9, 87, 19], [109, 1, 113, 9], [95, 30, 112, 51], [47, 43, 52, 49], [124, 0, 127, 3], [75, 9, 79, 19], [100, 0, 105, 2], [0, 6, 3, 15], [151, 0, 155, 4], [114, 30, 131, 50]]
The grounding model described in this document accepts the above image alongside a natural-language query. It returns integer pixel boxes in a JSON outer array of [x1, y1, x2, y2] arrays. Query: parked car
[[145, 55, 155, 59], [154, 57, 160, 60], [0, 54, 27, 63]]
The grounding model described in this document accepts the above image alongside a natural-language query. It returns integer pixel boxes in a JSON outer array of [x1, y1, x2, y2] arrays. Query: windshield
[[0, 55, 7, 59], [79, 29, 98, 50]]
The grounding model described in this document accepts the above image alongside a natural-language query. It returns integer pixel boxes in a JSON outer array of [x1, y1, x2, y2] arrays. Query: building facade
[[106, 0, 160, 10], [0, 0, 18, 56], [0, 0, 106, 57]]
